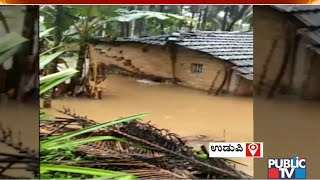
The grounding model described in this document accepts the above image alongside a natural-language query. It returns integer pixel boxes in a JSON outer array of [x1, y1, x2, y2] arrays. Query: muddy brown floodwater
[[0, 100, 38, 178], [255, 98, 320, 178], [46, 74, 253, 176]]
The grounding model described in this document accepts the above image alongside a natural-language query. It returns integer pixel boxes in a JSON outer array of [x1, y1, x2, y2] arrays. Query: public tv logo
[[209, 142, 263, 158], [268, 154, 306, 179]]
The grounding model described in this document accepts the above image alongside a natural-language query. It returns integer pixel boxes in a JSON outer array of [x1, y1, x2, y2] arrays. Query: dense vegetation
[[40, 5, 252, 107], [0, 6, 38, 179], [38, 5, 253, 179]]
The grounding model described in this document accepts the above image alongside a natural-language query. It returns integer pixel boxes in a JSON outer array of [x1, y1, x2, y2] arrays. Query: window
[[191, 63, 203, 73]]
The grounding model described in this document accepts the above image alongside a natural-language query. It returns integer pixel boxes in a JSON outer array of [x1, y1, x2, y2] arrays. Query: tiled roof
[[273, 5, 320, 14], [272, 5, 320, 46], [116, 31, 253, 80], [117, 35, 168, 45]]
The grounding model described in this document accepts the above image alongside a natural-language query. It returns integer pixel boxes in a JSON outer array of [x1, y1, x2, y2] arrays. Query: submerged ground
[[255, 98, 320, 178], [46, 74, 254, 175], [0, 100, 38, 177]]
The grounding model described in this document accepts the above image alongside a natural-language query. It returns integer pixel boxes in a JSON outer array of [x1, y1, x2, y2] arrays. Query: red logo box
[[246, 143, 262, 157], [268, 168, 279, 179]]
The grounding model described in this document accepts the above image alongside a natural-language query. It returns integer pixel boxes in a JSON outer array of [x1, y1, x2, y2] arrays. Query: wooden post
[[301, 48, 316, 98], [208, 70, 221, 95], [215, 64, 231, 96], [226, 69, 233, 93], [267, 23, 295, 98], [288, 34, 301, 90], [256, 39, 278, 95], [169, 43, 178, 84]]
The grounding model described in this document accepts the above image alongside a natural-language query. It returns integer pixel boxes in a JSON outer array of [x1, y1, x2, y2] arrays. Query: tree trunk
[[43, 5, 64, 108], [135, 6, 144, 36], [0, 67, 7, 95], [10, 6, 38, 102], [130, 21, 135, 37], [0, 11, 9, 99], [201, 5, 209, 30], [120, 22, 125, 37], [196, 7, 203, 30], [221, 6, 230, 31], [189, 12, 195, 31], [159, 5, 165, 35], [43, 5, 63, 108], [76, 43, 87, 78], [178, 21, 183, 30], [54, 6, 63, 47], [226, 6, 250, 31], [149, 5, 155, 11], [130, 5, 137, 37]]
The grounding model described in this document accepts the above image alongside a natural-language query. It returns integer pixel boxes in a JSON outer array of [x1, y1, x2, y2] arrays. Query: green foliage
[[40, 113, 146, 179], [38, 6, 137, 179], [42, 136, 126, 151], [195, 150, 209, 160], [67, 5, 121, 17], [41, 164, 136, 179], [39, 72, 145, 178], [0, 11, 10, 33], [38, 6, 253, 179], [41, 113, 147, 147], [39, 27, 56, 38], [40, 6, 74, 34], [0, 32, 28, 64], [39, 68, 78, 95], [110, 10, 168, 21], [40, 50, 66, 70]]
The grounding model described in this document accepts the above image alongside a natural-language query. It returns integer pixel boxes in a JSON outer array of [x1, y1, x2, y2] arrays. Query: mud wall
[[229, 72, 253, 96], [254, 6, 320, 99], [90, 43, 172, 78], [303, 52, 320, 99], [237, 78, 253, 96], [253, 6, 299, 95], [90, 42, 253, 95], [174, 46, 227, 91]]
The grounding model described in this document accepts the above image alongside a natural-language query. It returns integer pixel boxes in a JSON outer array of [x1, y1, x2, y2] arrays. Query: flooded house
[[254, 5, 320, 99], [90, 31, 253, 96]]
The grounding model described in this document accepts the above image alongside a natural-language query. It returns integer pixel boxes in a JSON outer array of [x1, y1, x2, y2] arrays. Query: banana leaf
[[40, 50, 66, 70], [39, 68, 78, 95], [0, 32, 28, 64]]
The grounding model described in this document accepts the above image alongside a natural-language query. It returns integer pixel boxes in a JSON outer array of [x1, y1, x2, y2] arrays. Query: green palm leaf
[[0, 32, 28, 64], [41, 164, 136, 179]]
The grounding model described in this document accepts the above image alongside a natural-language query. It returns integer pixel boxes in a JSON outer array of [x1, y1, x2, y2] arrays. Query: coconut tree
[[198, 5, 252, 31], [225, 5, 252, 31]]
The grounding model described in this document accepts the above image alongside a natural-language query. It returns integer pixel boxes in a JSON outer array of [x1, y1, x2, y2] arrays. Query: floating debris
[[136, 79, 160, 85], [0, 123, 39, 179], [40, 107, 252, 179]]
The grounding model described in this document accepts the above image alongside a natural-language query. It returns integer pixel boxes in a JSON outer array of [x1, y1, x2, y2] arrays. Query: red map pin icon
[[248, 143, 258, 156]]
